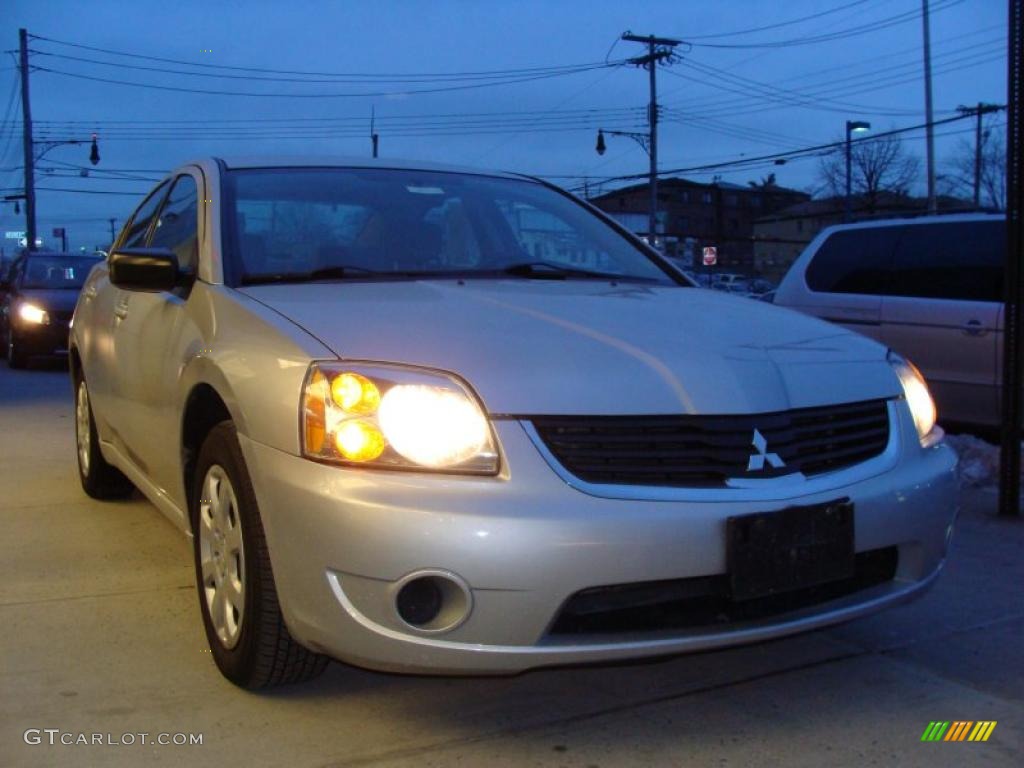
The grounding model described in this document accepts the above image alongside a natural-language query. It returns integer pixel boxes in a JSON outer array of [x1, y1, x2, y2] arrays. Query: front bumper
[[240, 401, 958, 674], [11, 318, 70, 356]]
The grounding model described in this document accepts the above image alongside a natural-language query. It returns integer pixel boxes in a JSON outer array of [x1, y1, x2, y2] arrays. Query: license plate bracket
[[727, 500, 855, 602]]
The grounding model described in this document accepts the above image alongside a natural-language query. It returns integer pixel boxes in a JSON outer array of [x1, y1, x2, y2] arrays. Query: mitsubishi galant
[[69, 157, 958, 688]]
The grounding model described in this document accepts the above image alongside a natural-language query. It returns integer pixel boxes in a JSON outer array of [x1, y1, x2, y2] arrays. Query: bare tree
[[941, 129, 1006, 210], [817, 133, 920, 213]]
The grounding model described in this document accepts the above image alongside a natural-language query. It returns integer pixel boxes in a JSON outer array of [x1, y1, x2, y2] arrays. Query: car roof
[[817, 211, 1004, 236], [192, 155, 531, 181]]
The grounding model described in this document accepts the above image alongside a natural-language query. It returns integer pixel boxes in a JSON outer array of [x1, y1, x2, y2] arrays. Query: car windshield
[[21, 256, 100, 289], [228, 168, 679, 286]]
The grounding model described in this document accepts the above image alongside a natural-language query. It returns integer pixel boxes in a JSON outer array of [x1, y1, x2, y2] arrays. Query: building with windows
[[588, 177, 809, 272]]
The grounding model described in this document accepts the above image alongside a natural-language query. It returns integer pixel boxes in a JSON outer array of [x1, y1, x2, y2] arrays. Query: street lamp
[[845, 120, 871, 222], [22, 134, 100, 252], [594, 128, 656, 241]]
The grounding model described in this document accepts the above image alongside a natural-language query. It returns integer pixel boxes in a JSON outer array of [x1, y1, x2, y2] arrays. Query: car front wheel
[[74, 375, 134, 499], [192, 421, 328, 688]]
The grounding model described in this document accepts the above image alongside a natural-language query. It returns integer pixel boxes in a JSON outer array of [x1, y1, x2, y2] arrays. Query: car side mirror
[[109, 247, 180, 292]]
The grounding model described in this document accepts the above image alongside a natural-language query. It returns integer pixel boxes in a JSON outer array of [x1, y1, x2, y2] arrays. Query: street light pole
[[844, 120, 871, 222]]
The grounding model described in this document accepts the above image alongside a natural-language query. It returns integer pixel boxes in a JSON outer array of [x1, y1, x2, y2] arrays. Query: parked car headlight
[[888, 352, 937, 444], [301, 362, 499, 473], [18, 303, 49, 325]]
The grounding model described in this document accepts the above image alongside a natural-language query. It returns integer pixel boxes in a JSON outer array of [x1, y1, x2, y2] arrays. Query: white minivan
[[776, 214, 1005, 427]]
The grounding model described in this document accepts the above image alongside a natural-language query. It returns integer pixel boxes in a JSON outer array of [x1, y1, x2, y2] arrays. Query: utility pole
[[921, 1, 937, 214], [999, 0, 1022, 518], [621, 32, 680, 246], [957, 103, 1005, 208], [19, 28, 36, 252], [108, 217, 117, 243]]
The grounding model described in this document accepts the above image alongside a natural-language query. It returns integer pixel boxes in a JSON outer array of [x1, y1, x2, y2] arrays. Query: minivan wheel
[[192, 421, 328, 688], [74, 376, 134, 499]]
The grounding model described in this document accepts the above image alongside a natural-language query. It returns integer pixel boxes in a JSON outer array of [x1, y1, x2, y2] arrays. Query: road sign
[[52, 227, 65, 238], [5, 231, 25, 239], [703, 246, 717, 266]]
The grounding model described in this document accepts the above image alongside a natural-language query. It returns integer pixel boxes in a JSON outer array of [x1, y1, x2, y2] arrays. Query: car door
[[109, 172, 202, 502], [795, 225, 900, 345], [880, 219, 1003, 426], [87, 181, 171, 446]]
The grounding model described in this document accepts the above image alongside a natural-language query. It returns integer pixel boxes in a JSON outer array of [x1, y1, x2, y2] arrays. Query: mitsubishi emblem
[[747, 429, 785, 472]]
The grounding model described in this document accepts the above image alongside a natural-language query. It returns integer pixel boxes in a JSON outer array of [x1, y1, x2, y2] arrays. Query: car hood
[[15, 288, 81, 313], [239, 280, 900, 415]]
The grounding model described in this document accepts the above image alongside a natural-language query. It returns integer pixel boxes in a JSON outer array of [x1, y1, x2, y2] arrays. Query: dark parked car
[[1, 251, 101, 368]]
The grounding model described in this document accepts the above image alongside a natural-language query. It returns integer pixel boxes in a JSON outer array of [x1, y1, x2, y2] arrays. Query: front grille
[[547, 547, 898, 637], [531, 399, 890, 488]]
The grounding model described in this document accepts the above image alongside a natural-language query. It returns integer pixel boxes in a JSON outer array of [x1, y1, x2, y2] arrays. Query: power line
[[34, 186, 148, 195], [29, 105, 643, 126], [662, 35, 1004, 119], [684, 0, 964, 49], [683, 0, 874, 41], [29, 49, 632, 86], [662, 44, 1004, 122], [28, 32, 627, 80], [29, 63, 623, 99], [575, 112, 983, 187]]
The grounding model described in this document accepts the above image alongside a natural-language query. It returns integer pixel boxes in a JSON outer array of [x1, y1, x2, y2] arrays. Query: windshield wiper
[[500, 261, 638, 281], [241, 264, 383, 285]]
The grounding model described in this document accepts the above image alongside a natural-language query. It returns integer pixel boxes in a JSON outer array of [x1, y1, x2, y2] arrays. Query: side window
[[888, 221, 1005, 302], [805, 227, 900, 295], [150, 175, 199, 273], [121, 182, 170, 249]]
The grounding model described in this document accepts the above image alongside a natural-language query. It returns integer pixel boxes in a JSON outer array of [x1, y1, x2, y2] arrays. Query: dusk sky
[[0, 0, 1008, 251]]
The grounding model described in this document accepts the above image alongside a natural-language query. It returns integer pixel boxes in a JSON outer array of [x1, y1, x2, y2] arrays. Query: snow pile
[[943, 433, 1024, 488]]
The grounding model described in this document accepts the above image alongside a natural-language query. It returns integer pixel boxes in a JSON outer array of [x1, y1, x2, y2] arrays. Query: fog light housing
[[396, 577, 443, 627]]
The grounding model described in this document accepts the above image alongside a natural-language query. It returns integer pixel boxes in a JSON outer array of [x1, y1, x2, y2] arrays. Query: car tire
[[192, 421, 328, 688], [7, 327, 29, 369], [74, 374, 135, 499]]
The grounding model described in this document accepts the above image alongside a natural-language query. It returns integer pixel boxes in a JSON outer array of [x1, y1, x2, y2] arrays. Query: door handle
[[962, 319, 986, 337]]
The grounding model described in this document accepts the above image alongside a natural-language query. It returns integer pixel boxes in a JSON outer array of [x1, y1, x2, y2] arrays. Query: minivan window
[[805, 227, 900, 294], [888, 220, 1004, 302]]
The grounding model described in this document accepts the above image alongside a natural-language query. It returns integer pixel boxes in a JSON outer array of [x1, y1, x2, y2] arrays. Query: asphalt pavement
[[1, 360, 1021, 767]]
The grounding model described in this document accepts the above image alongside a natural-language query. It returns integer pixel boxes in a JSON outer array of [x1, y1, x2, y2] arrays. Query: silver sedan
[[70, 157, 958, 688]]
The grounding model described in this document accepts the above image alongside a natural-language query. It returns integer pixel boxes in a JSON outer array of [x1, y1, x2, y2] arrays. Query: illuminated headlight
[[301, 362, 498, 473], [888, 352, 938, 445], [18, 303, 49, 325]]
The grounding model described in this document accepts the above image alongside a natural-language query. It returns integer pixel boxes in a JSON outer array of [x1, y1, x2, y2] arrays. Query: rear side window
[[888, 220, 1004, 302], [805, 227, 900, 295]]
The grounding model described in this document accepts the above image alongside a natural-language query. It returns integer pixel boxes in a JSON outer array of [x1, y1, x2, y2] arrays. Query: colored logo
[[921, 721, 997, 742]]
